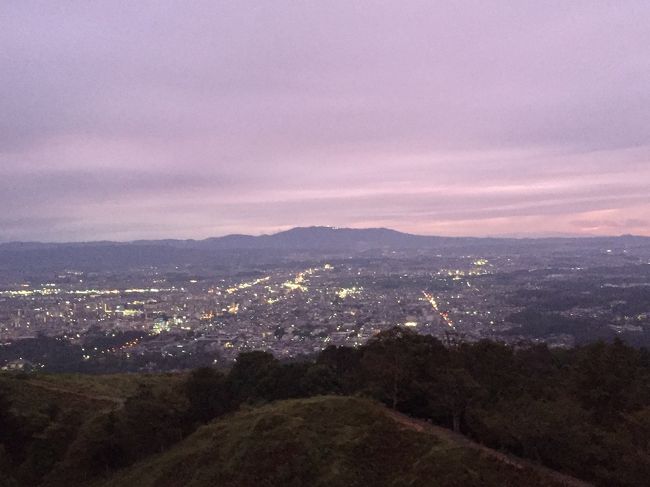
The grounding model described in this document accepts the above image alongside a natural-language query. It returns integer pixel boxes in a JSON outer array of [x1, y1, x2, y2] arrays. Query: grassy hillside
[[3, 332, 647, 486], [98, 396, 574, 487], [0, 372, 182, 416], [0, 372, 186, 486]]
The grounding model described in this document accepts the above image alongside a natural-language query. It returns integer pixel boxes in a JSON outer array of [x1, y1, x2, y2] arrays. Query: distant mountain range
[[2, 226, 648, 250], [137, 227, 446, 251], [0, 226, 648, 273]]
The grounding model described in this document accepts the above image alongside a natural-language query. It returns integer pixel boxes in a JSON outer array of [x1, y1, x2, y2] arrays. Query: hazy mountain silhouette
[[0, 226, 648, 273]]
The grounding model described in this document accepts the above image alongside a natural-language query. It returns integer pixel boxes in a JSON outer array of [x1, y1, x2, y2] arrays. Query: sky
[[1, 1, 649, 241]]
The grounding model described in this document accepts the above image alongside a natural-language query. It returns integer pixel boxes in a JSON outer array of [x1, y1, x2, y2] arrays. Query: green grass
[[99, 396, 565, 487], [0, 372, 184, 422], [29, 372, 185, 399]]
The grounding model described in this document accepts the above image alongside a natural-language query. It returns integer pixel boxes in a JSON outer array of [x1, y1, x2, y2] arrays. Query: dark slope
[[98, 396, 582, 487]]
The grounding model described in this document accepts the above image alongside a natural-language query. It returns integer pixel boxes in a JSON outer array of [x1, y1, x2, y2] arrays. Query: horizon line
[[1, 225, 647, 246]]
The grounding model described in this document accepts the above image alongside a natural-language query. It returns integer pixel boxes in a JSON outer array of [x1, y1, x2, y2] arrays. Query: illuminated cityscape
[[2, 229, 649, 371]]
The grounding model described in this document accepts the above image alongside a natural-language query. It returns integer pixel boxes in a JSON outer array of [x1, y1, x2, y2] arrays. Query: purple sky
[[1, 1, 649, 241]]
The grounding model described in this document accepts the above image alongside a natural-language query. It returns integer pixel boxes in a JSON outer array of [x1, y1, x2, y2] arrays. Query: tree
[[459, 340, 518, 403], [120, 384, 188, 459], [16, 411, 81, 485], [53, 411, 127, 481], [185, 367, 231, 423], [361, 327, 446, 410], [426, 368, 481, 433], [466, 396, 594, 473], [572, 339, 641, 422], [300, 364, 339, 396], [317, 345, 362, 393], [227, 351, 279, 403], [267, 363, 310, 400]]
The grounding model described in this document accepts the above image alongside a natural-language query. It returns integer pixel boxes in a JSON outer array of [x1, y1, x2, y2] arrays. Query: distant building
[[1, 358, 36, 372]]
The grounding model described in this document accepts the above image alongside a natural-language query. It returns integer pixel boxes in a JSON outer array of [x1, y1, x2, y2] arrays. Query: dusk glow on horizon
[[2, 1, 649, 241]]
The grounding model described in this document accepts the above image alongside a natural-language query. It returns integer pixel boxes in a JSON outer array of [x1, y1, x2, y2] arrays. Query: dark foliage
[[1, 327, 648, 486]]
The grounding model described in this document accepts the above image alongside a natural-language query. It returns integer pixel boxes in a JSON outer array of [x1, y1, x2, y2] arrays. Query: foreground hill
[[2, 332, 647, 486], [98, 396, 584, 487]]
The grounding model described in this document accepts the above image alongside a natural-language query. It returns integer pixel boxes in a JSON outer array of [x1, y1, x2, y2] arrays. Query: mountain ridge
[[2, 225, 648, 248], [1, 226, 648, 273]]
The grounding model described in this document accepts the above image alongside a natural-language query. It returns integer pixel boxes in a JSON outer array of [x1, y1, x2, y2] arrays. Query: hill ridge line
[[383, 407, 594, 487]]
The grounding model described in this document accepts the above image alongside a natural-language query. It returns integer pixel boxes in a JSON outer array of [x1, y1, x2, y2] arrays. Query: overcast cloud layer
[[1, 1, 649, 241]]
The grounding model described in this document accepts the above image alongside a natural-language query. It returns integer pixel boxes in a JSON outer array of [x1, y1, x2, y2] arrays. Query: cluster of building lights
[[0, 287, 172, 297]]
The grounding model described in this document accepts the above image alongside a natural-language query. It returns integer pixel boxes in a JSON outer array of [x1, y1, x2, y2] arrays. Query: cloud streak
[[1, 1, 649, 241]]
